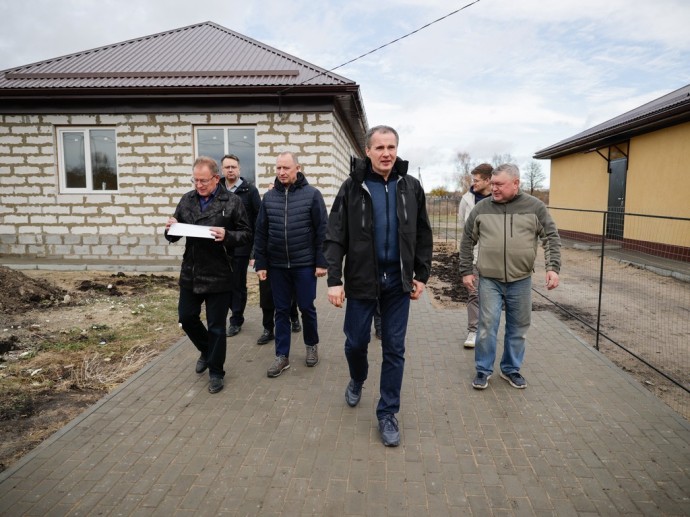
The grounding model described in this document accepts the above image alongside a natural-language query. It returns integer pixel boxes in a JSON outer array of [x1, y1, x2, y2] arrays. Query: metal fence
[[428, 196, 690, 419]]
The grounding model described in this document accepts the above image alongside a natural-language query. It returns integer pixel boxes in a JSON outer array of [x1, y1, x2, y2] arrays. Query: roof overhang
[[534, 88, 690, 160]]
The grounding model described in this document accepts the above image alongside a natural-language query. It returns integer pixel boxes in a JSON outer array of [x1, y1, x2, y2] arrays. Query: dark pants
[[178, 288, 232, 379], [344, 269, 410, 420], [228, 255, 250, 327], [268, 267, 318, 357], [259, 277, 299, 331]]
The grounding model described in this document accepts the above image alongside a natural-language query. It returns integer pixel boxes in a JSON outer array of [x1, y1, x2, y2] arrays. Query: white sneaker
[[463, 331, 476, 348]]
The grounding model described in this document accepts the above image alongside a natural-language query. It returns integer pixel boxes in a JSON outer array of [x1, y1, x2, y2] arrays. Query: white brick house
[[0, 22, 368, 266]]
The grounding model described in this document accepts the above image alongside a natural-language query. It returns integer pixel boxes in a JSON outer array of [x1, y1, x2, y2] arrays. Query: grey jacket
[[459, 191, 561, 282]]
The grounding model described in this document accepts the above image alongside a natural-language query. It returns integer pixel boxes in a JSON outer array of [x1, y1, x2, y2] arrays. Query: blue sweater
[[364, 172, 400, 272]]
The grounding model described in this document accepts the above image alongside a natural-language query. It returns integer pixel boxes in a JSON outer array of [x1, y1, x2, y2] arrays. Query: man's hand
[[328, 285, 345, 308], [257, 269, 267, 281], [546, 271, 559, 290], [462, 274, 476, 292], [410, 279, 425, 300], [209, 227, 225, 242], [165, 217, 177, 230], [315, 267, 327, 278]]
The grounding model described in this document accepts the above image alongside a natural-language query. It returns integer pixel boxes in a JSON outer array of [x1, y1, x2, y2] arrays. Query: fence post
[[595, 211, 607, 351]]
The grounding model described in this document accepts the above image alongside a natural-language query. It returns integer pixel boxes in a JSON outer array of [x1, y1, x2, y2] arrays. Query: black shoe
[[345, 379, 363, 407], [195, 355, 208, 374], [256, 328, 275, 345], [378, 414, 400, 447], [208, 377, 224, 394], [227, 324, 242, 337], [291, 319, 301, 333]]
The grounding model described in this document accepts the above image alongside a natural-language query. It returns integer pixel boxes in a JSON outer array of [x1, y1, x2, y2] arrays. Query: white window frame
[[57, 127, 118, 193], [194, 126, 257, 183]]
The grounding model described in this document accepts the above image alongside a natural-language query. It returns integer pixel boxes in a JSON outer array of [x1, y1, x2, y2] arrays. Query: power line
[[278, 0, 483, 95]]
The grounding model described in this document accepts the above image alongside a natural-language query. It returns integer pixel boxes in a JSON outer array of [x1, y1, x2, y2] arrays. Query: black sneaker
[[305, 345, 319, 367], [345, 379, 363, 407], [256, 328, 275, 345], [208, 377, 224, 394], [291, 319, 301, 333], [472, 372, 491, 390], [500, 371, 526, 389], [195, 354, 208, 374], [227, 324, 241, 337], [267, 355, 290, 378], [378, 414, 400, 447]]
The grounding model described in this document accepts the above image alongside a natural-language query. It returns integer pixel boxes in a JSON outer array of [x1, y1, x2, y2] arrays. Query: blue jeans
[[476, 276, 532, 376], [269, 267, 319, 357], [344, 270, 410, 419], [178, 288, 232, 378]]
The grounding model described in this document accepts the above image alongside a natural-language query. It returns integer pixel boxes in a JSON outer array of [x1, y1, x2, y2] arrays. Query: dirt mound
[[0, 266, 67, 314]]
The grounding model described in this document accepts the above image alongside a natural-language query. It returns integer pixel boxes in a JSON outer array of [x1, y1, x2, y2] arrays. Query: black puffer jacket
[[324, 156, 433, 298], [230, 178, 261, 258], [253, 172, 328, 271], [165, 184, 252, 294]]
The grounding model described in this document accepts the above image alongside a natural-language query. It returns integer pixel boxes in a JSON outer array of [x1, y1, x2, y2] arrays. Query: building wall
[[547, 121, 690, 249], [547, 151, 609, 237], [0, 111, 360, 263]]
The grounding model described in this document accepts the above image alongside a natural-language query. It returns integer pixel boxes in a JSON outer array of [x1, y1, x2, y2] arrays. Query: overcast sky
[[1, 0, 688, 190]]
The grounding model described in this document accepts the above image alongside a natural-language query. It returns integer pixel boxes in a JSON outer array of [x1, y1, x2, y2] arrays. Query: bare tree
[[452, 151, 474, 193], [522, 160, 546, 195], [491, 153, 515, 167]]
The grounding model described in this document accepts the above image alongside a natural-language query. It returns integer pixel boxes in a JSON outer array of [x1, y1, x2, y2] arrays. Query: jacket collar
[[273, 171, 308, 192], [350, 156, 409, 183]]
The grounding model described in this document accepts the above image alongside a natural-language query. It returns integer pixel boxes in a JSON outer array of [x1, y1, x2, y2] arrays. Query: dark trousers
[[178, 288, 232, 378], [343, 269, 410, 419], [259, 277, 299, 331], [268, 267, 318, 357], [228, 255, 250, 327]]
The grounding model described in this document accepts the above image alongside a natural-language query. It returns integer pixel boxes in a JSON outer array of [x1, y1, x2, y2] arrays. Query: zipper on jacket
[[384, 182, 390, 264], [503, 205, 508, 283], [284, 189, 290, 268], [361, 193, 366, 230], [399, 181, 408, 224]]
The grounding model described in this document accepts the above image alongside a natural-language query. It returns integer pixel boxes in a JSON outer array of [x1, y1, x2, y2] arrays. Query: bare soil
[[0, 267, 182, 473]]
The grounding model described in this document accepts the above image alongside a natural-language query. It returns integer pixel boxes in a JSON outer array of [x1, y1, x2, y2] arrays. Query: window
[[57, 128, 118, 192], [196, 127, 256, 183]]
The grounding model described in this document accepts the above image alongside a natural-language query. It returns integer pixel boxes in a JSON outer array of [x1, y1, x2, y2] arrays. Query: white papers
[[167, 222, 214, 239]]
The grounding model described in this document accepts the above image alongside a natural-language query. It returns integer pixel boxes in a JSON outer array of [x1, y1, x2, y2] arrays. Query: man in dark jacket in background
[[253, 152, 328, 378], [165, 156, 252, 394], [221, 154, 261, 338], [324, 125, 433, 447]]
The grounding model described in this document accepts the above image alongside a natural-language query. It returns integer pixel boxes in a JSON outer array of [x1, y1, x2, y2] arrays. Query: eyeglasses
[[191, 177, 216, 185]]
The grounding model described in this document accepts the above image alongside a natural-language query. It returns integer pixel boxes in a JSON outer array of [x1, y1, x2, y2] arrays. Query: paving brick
[[0, 287, 688, 516]]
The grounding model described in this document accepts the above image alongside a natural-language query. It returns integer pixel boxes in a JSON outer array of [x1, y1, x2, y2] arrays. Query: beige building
[[534, 84, 690, 261], [0, 22, 368, 265]]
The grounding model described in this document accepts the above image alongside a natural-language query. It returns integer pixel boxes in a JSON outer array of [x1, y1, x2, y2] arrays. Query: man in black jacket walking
[[221, 154, 261, 338], [324, 126, 433, 447], [165, 156, 252, 394], [253, 152, 328, 378]]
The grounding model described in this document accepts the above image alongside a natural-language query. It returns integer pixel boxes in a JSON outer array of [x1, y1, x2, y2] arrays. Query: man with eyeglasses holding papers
[[165, 156, 252, 394]]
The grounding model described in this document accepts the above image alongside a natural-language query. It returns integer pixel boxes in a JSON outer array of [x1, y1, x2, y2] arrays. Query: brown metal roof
[[534, 84, 690, 159], [0, 21, 368, 149], [0, 21, 354, 90]]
